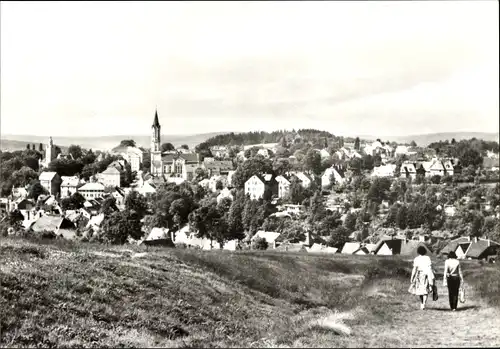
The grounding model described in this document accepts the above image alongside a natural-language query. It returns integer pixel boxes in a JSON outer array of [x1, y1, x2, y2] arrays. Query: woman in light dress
[[409, 246, 435, 310], [443, 251, 464, 311]]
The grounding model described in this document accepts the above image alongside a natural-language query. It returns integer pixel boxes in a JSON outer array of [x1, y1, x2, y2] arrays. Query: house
[[78, 182, 105, 200], [39, 171, 62, 197], [277, 204, 305, 215], [217, 188, 234, 204], [340, 242, 360, 254], [275, 242, 307, 253], [293, 172, 314, 188], [442, 159, 455, 176], [15, 199, 37, 221], [60, 176, 82, 198], [427, 158, 446, 177], [372, 238, 404, 255], [136, 181, 157, 196], [353, 243, 377, 255], [161, 153, 201, 181], [399, 241, 433, 258], [142, 227, 174, 246], [275, 175, 292, 199], [222, 239, 241, 251], [244, 174, 277, 200], [372, 164, 397, 177], [115, 146, 144, 173], [321, 165, 346, 187], [483, 157, 500, 171], [30, 214, 76, 236], [208, 175, 228, 193], [307, 243, 338, 254], [10, 186, 29, 200], [441, 237, 500, 260], [395, 145, 410, 156], [86, 213, 106, 232], [227, 170, 236, 186], [319, 149, 330, 159], [251, 230, 281, 249], [203, 160, 234, 176], [209, 146, 229, 159], [96, 167, 121, 188], [400, 162, 417, 179], [110, 187, 126, 207], [257, 148, 272, 159]]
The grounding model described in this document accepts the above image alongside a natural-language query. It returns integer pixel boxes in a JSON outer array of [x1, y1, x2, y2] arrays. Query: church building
[[39, 136, 58, 168], [150, 110, 201, 181]]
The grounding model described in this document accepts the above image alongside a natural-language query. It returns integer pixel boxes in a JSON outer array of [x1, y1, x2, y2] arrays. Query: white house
[[244, 174, 276, 200], [77, 182, 105, 200], [39, 172, 62, 197], [251, 230, 281, 249], [293, 172, 313, 188], [319, 149, 330, 159], [275, 175, 291, 199], [395, 145, 410, 156], [321, 166, 346, 187], [217, 188, 234, 204], [60, 176, 81, 198], [136, 182, 157, 196], [400, 162, 417, 179], [372, 164, 397, 177], [96, 166, 121, 188]]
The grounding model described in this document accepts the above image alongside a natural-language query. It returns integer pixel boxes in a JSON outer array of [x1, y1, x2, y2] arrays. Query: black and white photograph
[[1, 0, 499, 347]]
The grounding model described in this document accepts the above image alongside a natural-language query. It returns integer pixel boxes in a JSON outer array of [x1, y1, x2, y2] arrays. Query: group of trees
[[0, 149, 44, 196]]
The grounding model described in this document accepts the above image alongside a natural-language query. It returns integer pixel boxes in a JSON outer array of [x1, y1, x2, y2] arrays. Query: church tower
[[150, 109, 163, 176], [46, 136, 55, 163]]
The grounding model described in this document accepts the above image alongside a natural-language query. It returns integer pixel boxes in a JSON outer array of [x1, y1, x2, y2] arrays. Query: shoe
[[420, 304, 425, 310], [452, 309, 456, 311]]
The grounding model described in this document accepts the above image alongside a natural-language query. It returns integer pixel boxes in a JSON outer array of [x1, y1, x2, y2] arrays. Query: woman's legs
[[447, 276, 460, 310], [422, 294, 428, 308]]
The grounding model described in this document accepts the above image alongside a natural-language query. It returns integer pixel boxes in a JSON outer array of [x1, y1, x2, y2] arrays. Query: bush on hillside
[[252, 236, 269, 250]]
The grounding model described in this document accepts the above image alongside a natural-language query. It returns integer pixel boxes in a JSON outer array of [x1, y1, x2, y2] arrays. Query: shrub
[[252, 236, 269, 250]]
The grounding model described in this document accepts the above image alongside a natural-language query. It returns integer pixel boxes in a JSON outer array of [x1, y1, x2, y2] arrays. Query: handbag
[[459, 283, 466, 303], [432, 285, 438, 301]]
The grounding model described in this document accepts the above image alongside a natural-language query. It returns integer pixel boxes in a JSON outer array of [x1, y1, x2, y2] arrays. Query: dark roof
[[400, 241, 433, 257], [17, 199, 36, 210], [31, 215, 75, 233], [203, 160, 234, 171], [440, 237, 471, 255], [466, 240, 500, 259], [162, 153, 199, 163], [373, 238, 404, 255], [152, 109, 160, 128]]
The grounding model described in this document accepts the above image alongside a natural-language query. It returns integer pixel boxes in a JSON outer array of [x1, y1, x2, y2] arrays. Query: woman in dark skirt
[[443, 251, 464, 311]]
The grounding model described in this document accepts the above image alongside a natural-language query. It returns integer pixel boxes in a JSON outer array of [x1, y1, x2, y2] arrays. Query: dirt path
[[355, 281, 500, 347]]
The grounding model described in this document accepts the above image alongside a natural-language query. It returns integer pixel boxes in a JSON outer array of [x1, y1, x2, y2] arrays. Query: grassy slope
[[1, 237, 499, 348]]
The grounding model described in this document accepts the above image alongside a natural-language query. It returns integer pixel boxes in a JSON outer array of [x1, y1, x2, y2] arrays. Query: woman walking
[[443, 251, 464, 311], [409, 246, 435, 310]]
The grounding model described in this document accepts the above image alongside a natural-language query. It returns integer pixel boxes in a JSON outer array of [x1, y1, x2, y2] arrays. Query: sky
[[1, 1, 499, 138]]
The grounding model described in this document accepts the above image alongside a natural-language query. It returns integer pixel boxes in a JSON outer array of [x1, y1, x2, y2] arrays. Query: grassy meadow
[[1, 236, 499, 348]]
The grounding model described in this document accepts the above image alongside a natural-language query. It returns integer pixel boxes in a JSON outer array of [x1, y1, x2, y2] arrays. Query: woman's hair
[[417, 246, 427, 255], [448, 251, 457, 259]]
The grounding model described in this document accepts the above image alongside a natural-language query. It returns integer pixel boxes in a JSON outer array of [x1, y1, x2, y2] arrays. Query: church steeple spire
[[152, 108, 160, 128]]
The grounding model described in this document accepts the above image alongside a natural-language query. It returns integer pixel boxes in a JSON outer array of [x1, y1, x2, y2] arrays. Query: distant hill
[[0, 139, 69, 153], [360, 132, 499, 147], [0, 132, 227, 152]]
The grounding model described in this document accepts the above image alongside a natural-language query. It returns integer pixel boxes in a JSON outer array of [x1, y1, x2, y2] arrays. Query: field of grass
[[1, 236, 500, 348]]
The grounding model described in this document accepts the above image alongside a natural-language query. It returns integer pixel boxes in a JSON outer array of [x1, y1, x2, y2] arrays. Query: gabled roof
[[162, 153, 199, 163], [17, 199, 36, 210], [440, 237, 471, 255], [61, 176, 81, 187], [31, 215, 75, 233], [252, 230, 280, 244], [466, 239, 500, 258], [400, 241, 433, 257], [39, 172, 58, 181], [341, 242, 361, 254], [101, 167, 121, 175], [78, 182, 105, 191], [373, 238, 404, 255]]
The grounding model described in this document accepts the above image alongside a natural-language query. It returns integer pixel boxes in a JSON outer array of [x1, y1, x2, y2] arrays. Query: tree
[[39, 143, 44, 152], [26, 144, 30, 150], [396, 205, 408, 229], [11, 166, 38, 187], [60, 192, 86, 211], [161, 143, 175, 152], [28, 181, 48, 201], [352, 137, 360, 151], [100, 210, 143, 244], [180, 144, 189, 150], [125, 190, 148, 219], [328, 226, 351, 247], [344, 212, 357, 232], [410, 140, 417, 147], [252, 236, 268, 250], [303, 149, 322, 175], [459, 147, 483, 169], [120, 140, 136, 147], [100, 196, 117, 215], [215, 180, 223, 191], [68, 145, 84, 160]]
